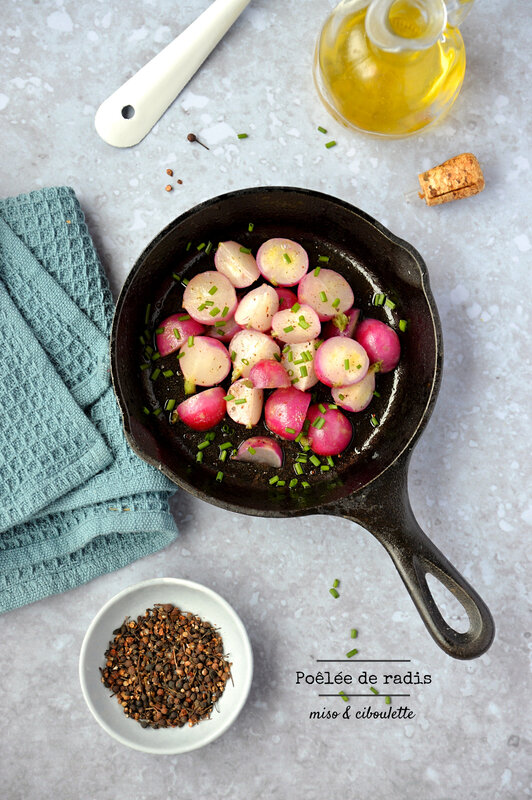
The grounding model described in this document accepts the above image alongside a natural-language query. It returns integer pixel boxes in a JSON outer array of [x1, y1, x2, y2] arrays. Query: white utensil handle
[[95, 0, 251, 148]]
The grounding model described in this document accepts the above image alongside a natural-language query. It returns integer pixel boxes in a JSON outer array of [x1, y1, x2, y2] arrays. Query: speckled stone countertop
[[1, 1, 530, 798]]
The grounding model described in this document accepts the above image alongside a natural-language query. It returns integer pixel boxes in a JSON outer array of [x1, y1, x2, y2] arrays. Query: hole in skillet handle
[[426, 574, 469, 633]]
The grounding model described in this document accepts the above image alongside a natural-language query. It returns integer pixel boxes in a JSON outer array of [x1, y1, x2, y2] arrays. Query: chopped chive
[[317, 126, 327, 134], [312, 416, 325, 429], [205, 432, 216, 441], [295, 433, 303, 443], [139, 335, 146, 346], [296, 454, 307, 463], [165, 398, 176, 411], [173, 327, 181, 340], [329, 588, 339, 598], [181, 278, 189, 287], [294, 462, 304, 475], [385, 696, 391, 705], [309, 455, 321, 467], [385, 298, 396, 310], [318, 255, 330, 262], [283, 253, 292, 263], [288, 352, 294, 362], [151, 368, 161, 380], [240, 246, 252, 254], [208, 285, 218, 295], [220, 442, 233, 451], [285, 427, 296, 434], [339, 691, 349, 702], [298, 319, 310, 330], [172, 273, 180, 281], [178, 314, 191, 321], [151, 352, 161, 361], [399, 319, 408, 332], [142, 406, 150, 415], [209, 307, 221, 317], [333, 578, 339, 588], [234, 398, 247, 405], [302, 420, 311, 433], [197, 441, 210, 451], [163, 369, 174, 377], [302, 481, 311, 489], [370, 687, 379, 695], [269, 475, 279, 485], [221, 424, 231, 434], [222, 305, 229, 317], [325, 140, 337, 149], [282, 344, 291, 353], [197, 242, 206, 251], [351, 628, 358, 639], [155, 327, 164, 335], [214, 320, 226, 327], [344, 358, 350, 370], [328, 404, 337, 410], [186, 242, 192, 251], [320, 465, 330, 472], [289, 479, 298, 489], [219, 449, 228, 462], [346, 648, 358, 658], [290, 378, 300, 384], [326, 456, 334, 466], [176, 352, 185, 360], [319, 291, 328, 303], [373, 390, 381, 398], [338, 393, 345, 400], [140, 363, 150, 371], [300, 366, 308, 377], [372, 293, 385, 306], [356, 363, 362, 369], [370, 414, 379, 427], [223, 394, 234, 402], [198, 304, 207, 311], [318, 403, 326, 413], [237, 133, 248, 139], [291, 302, 300, 312], [293, 358, 305, 365], [231, 350, 236, 361], [284, 325, 294, 333], [276, 480, 286, 487], [205, 241, 213, 255], [216, 471, 224, 482], [332, 298, 340, 309], [248, 222, 254, 232], [241, 357, 249, 365], [144, 303, 151, 324], [188, 335, 194, 347], [247, 446, 256, 455], [314, 266, 321, 276], [273, 353, 281, 362], [152, 408, 162, 417]]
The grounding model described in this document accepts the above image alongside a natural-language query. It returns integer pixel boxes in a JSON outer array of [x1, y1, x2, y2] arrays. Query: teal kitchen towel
[[0, 187, 179, 612]]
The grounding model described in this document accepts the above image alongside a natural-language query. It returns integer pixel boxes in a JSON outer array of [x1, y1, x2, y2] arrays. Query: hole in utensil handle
[[121, 105, 135, 119]]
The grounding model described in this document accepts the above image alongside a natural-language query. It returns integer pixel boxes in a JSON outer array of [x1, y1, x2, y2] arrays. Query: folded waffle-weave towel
[[0, 187, 178, 612]]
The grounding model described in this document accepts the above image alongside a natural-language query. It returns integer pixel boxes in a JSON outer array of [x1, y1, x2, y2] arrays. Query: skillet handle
[[344, 458, 495, 659]]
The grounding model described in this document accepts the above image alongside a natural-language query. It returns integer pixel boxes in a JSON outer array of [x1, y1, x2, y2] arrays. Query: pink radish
[[229, 329, 280, 380], [233, 437, 283, 468], [314, 336, 369, 387], [226, 379, 263, 427], [270, 304, 321, 344], [298, 269, 354, 321], [175, 387, 226, 431], [332, 366, 377, 412], [275, 287, 298, 310], [323, 308, 360, 340], [234, 284, 279, 332], [214, 241, 260, 288], [205, 316, 242, 342], [179, 336, 231, 394], [264, 387, 311, 441], [256, 238, 309, 286], [249, 359, 290, 389], [281, 340, 319, 392], [155, 313, 205, 356], [183, 271, 237, 324], [306, 405, 352, 456], [355, 318, 401, 373]]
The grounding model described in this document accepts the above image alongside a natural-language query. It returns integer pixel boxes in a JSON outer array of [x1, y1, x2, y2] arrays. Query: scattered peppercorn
[[165, 184, 173, 192], [166, 168, 173, 176], [177, 179, 183, 185]]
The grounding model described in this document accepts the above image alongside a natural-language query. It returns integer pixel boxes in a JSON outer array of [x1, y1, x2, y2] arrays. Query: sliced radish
[[155, 313, 206, 356], [233, 437, 283, 468], [298, 269, 354, 321], [264, 387, 311, 441], [249, 359, 290, 389], [226, 379, 263, 427], [323, 308, 360, 340], [355, 318, 401, 373], [306, 405, 352, 456], [234, 284, 279, 332], [281, 340, 319, 392], [314, 336, 369, 387], [275, 287, 298, 310], [175, 387, 226, 431], [229, 329, 280, 380], [256, 238, 309, 286], [332, 366, 376, 412], [205, 315, 242, 342], [270, 304, 321, 344], [183, 271, 237, 324], [179, 336, 231, 393], [214, 241, 260, 288]]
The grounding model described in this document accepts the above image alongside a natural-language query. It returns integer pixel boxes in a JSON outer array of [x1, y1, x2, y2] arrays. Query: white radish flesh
[[176, 387, 226, 431], [229, 329, 280, 380], [183, 271, 237, 324], [234, 284, 279, 332], [214, 241, 260, 288], [270, 304, 321, 344], [155, 313, 205, 356], [179, 336, 231, 393], [226, 379, 263, 427], [297, 269, 354, 321], [249, 359, 290, 389], [281, 340, 319, 392], [233, 437, 283, 468], [264, 387, 311, 440], [332, 367, 376, 412], [314, 336, 369, 387], [256, 238, 309, 286]]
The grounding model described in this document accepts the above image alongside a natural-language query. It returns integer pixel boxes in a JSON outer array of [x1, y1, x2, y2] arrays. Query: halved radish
[[179, 336, 231, 393], [156, 313, 206, 356], [355, 318, 401, 373], [306, 405, 352, 456], [234, 284, 279, 332], [214, 241, 260, 288], [175, 387, 226, 431], [205, 315, 242, 342], [323, 308, 360, 340], [298, 269, 354, 321], [229, 329, 280, 380], [249, 359, 290, 388], [281, 340, 319, 392], [332, 366, 377, 412], [264, 387, 311, 440], [226, 379, 263, 427], [314, 336, 369, 387], [256, 238, 309, 286], [275, 287, 298, 310], [270, 304, 321, 344], [233, 437, 283, 468], [183, 271, 237, 324]]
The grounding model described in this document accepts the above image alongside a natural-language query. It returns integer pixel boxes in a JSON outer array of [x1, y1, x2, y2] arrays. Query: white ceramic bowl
[[79, 577, 253, 754]]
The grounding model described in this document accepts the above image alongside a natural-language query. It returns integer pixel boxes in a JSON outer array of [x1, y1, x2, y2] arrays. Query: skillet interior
[[111, 187, 441, 517]]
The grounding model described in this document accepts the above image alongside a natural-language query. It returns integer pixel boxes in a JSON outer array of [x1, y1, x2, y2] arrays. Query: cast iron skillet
[[111, 187, 494, 660]]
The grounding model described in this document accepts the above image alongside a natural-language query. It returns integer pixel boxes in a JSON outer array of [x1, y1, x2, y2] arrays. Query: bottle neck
[[365, 0, 447, 53]]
